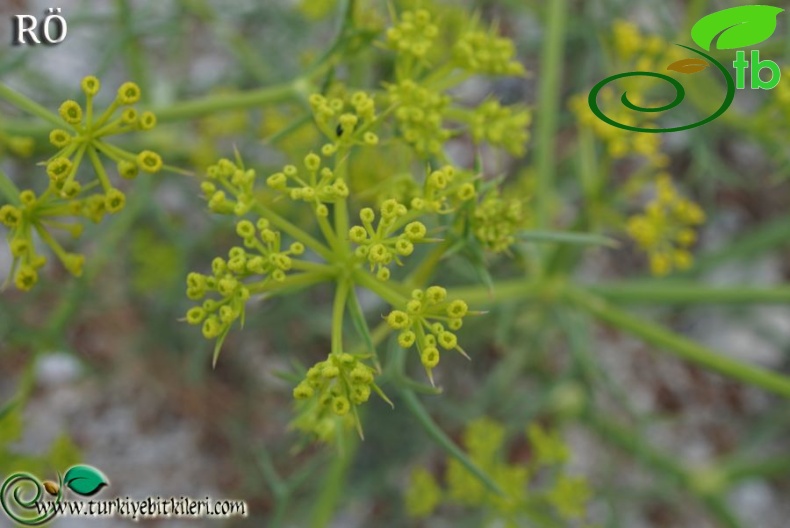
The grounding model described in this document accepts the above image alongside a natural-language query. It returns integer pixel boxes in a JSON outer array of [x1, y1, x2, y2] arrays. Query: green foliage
[[406, 418, 594, 527], [1, 1, 790, 526]]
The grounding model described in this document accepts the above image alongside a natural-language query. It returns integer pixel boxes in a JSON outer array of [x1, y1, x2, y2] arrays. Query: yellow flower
[[405, 468, 442, 518], [628, 175, 705, 276]]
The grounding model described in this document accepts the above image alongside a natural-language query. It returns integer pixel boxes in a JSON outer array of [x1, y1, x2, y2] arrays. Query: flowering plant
[[2, 1, 790, 526]]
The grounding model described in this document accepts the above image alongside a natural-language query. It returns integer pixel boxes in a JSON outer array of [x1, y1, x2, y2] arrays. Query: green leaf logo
[[63, 465, 109, 496], [691, 5, 784, 51]]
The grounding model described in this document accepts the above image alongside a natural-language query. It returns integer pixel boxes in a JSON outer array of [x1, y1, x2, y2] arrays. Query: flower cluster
[[201, 157, 260, 216], [405, 418, 593, 524], [381, 7, 531, 159], [568, 19, 693, 166], [626, 174, 705, 276], [385, 80, 451, 156], [411, 165, 477, 214], [349, 199, 428, 280], [0, 191, 84, 290], [471, 189, 529, 253], [611, 19, 680, 67], [385, 8, 438, 61], [291, 353, 389, 441], [185, 217, 305, 362], [385, 286, 471, 384], [453, 24, 525, 76], [0, 132, 33, 158], [266, 152, 349, 217], [48, 77, 162, 198], [308, 92, 379, 152], [0, 76, 161, 290], [468, 100, 531, 157]]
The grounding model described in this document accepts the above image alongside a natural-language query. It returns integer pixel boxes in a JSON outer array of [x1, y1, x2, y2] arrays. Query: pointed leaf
[[691, 5, 784, 51], [211, 327, 231, 369], [519, 230, 620, 247], [63, 465, 109, 496], [667, 58, 710, 74]]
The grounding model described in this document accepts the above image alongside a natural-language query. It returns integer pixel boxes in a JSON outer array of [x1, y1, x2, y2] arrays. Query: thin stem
[[720, 454, 790, 483], [247, 271, 334, 295], [0, 169, 21, 205], [308, 432, 358, 528], [331, 279, 351, 355], [0, 83, 64, 128], [332, 149, 350, 257], [316, 211, 341, 254], [567, 287, 790, 398], [352, 269, 408, 306], [449, 279, 553, 307], [399, 388, 505, 496], [86, 145, 113, 192], [534, 0, 567, 232], [587, 281, 790, 304], [406, 239, 452, 288], [116, 0, 149, 97], [155, 83, 300, 123]]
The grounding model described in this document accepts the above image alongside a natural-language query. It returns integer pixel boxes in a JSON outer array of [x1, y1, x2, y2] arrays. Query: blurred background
[[1, 0, 790, 526]]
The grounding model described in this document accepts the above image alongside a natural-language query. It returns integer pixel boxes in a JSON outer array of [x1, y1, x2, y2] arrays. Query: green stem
[[534, 0, 567, 231], [331, 279, 351, 355], [0, 83, 64, 128], [309, 432, 358, 528], [352, 269, 407, 306], [720, 454, 790, 483], [0, 169, 21, 205], [155, 83, 301, 122], [399, 388, 504, 496], [290, 260, 336, 274], [116, 0, 149, 98], [316, 211, 341, 254], [332, 152, 350, 259], [587, 282, 790, 304], [567, 287, 790, 398], [449, 280, 553, 307], [406, 239, 452, 287], [247, 271, 334, 295]]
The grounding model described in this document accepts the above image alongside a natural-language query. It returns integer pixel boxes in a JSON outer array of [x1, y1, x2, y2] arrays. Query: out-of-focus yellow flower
[[627, 174, 705, 276]]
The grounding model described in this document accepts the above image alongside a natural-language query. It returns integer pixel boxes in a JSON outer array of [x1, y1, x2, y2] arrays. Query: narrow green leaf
[[691, 5, 784, 51], [211, 327, 231, 369], [399, 388, 504, 496], [519, 230, 619, 248], [0, 169, 21, 205], [371, 383, 394, 408]]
